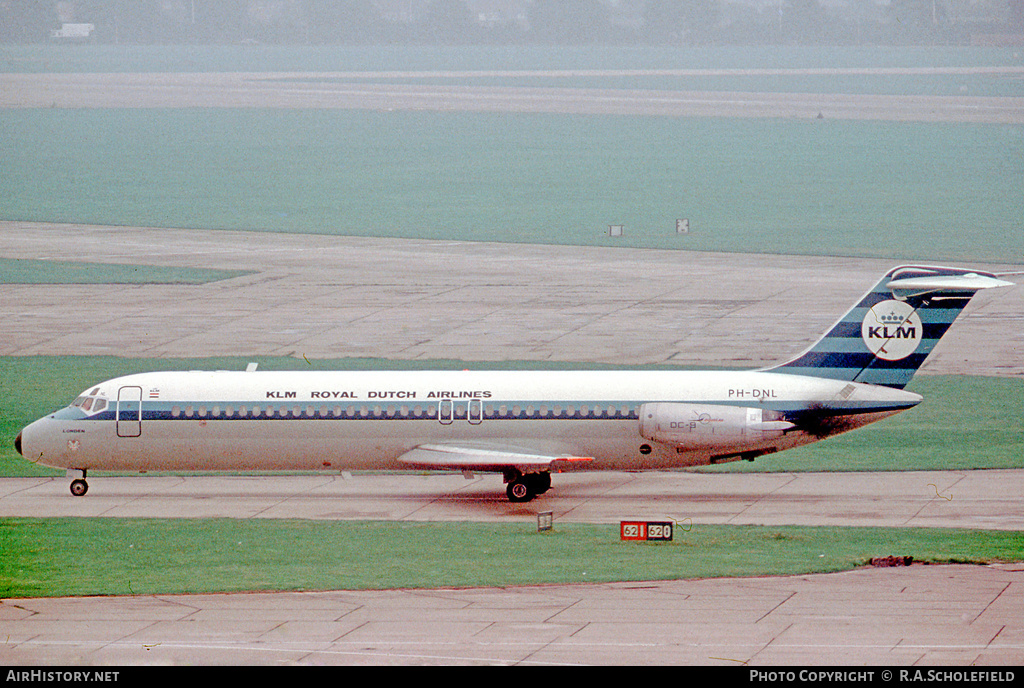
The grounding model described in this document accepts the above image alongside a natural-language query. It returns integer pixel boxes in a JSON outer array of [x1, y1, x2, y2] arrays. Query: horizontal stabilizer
[[887, 272, 1014, 298], [398, 444, 593, 473]]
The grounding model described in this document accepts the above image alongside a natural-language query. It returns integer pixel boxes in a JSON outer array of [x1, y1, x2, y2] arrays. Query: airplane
[[14, 264, 1014, 503]]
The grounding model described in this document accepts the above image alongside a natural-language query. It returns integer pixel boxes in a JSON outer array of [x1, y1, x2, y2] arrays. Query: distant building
[[50, 23, 94, 39]]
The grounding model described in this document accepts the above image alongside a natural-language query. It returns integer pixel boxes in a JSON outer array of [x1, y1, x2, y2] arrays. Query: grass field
[[3, 109, 1021, 263], [2, 517, 1021, 598], [0, 257, 248, 284]]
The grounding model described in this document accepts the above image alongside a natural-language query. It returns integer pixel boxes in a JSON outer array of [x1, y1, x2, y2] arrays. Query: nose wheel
[[67, 469, 88, 497]]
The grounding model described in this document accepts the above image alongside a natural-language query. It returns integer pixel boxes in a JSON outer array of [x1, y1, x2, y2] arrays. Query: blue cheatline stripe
[[771, 366, 914, 387], [809, 305, 963, 337], [854, 368, 916, 387], [86, 401, 647, 423], [783, 351, 927, 370], [76, 395, 921, 425], [812, 321, 953, 340], [800, 337, 943, 354]]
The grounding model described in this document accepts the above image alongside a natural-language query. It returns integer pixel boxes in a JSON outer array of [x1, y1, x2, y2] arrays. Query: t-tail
[[768, 265, 1014, 389]]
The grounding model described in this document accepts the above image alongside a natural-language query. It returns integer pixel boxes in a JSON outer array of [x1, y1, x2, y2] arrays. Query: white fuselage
[[17, 368, 921, 475]]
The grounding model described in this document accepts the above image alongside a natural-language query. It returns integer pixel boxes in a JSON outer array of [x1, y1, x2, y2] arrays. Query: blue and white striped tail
[[769, 265, 1013, 389]]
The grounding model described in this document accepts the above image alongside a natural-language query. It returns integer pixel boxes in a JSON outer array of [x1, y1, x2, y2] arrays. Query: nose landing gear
[[67, 469, 88, 497]]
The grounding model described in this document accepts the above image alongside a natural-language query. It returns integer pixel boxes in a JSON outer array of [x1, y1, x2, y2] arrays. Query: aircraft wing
[[397, 443, 594, 474]]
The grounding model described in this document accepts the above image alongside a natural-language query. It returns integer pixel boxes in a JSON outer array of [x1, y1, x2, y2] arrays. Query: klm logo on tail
[[861, 300, 922, 361], [770, 265, 1012, 389]]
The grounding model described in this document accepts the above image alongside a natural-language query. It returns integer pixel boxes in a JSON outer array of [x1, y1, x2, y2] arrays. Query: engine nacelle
[[639, 402, 794, 448]]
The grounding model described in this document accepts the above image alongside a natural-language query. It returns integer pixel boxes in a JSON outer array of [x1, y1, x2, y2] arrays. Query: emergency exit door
[[437, 399, 484, 425]]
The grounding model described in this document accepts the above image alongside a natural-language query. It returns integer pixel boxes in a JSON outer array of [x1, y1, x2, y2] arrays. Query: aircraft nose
[[15, 430, 23, 456]]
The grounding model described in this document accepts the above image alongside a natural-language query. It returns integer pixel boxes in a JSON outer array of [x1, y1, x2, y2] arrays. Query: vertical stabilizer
[[769, 266, 1013, 389]]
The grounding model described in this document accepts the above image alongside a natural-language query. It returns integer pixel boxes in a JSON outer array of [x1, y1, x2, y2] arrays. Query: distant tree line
[[1, 0, 1020, 46]]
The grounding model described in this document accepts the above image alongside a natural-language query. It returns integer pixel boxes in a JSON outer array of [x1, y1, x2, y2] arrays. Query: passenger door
[[116, 386, 142, 438]]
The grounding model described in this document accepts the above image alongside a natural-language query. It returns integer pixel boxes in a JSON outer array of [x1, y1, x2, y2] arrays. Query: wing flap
[[397, 444, 593, 473]]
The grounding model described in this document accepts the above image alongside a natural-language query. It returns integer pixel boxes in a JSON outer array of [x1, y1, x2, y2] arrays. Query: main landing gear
[[504, 470, 551, 503]]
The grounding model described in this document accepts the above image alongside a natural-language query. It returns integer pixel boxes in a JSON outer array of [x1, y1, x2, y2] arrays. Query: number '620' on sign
[[620, 521, 674, 541]]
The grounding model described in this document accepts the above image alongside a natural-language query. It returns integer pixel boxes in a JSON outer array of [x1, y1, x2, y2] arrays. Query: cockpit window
[[72, 389, 109, 416]]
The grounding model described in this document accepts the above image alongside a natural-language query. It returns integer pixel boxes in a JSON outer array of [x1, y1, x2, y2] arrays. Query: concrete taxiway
[[3, 564, 1022, 666], [2, 471, 1023, 665], [3, 222, 1022, 375], [2, 70, 1023, 124], [1, 471, 1023, 531]]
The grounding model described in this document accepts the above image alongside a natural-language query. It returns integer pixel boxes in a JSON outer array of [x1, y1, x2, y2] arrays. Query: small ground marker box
[[620, 521, 673, 541], [538, 511, 553, 532]]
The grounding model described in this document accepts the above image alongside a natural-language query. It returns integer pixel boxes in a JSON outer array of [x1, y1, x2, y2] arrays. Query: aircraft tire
[[528, 472, 552, 495], [506, 478, 535, 503], [70, 479, 88, 497]]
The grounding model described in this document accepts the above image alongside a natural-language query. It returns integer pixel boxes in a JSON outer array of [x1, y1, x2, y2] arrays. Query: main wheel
[[70, 479, 88, 497], [506, 478, 535, 503], [528, 472, 551, 495]]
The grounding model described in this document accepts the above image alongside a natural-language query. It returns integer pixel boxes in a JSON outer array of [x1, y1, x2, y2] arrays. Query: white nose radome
[[15, 417, 68, 468]]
